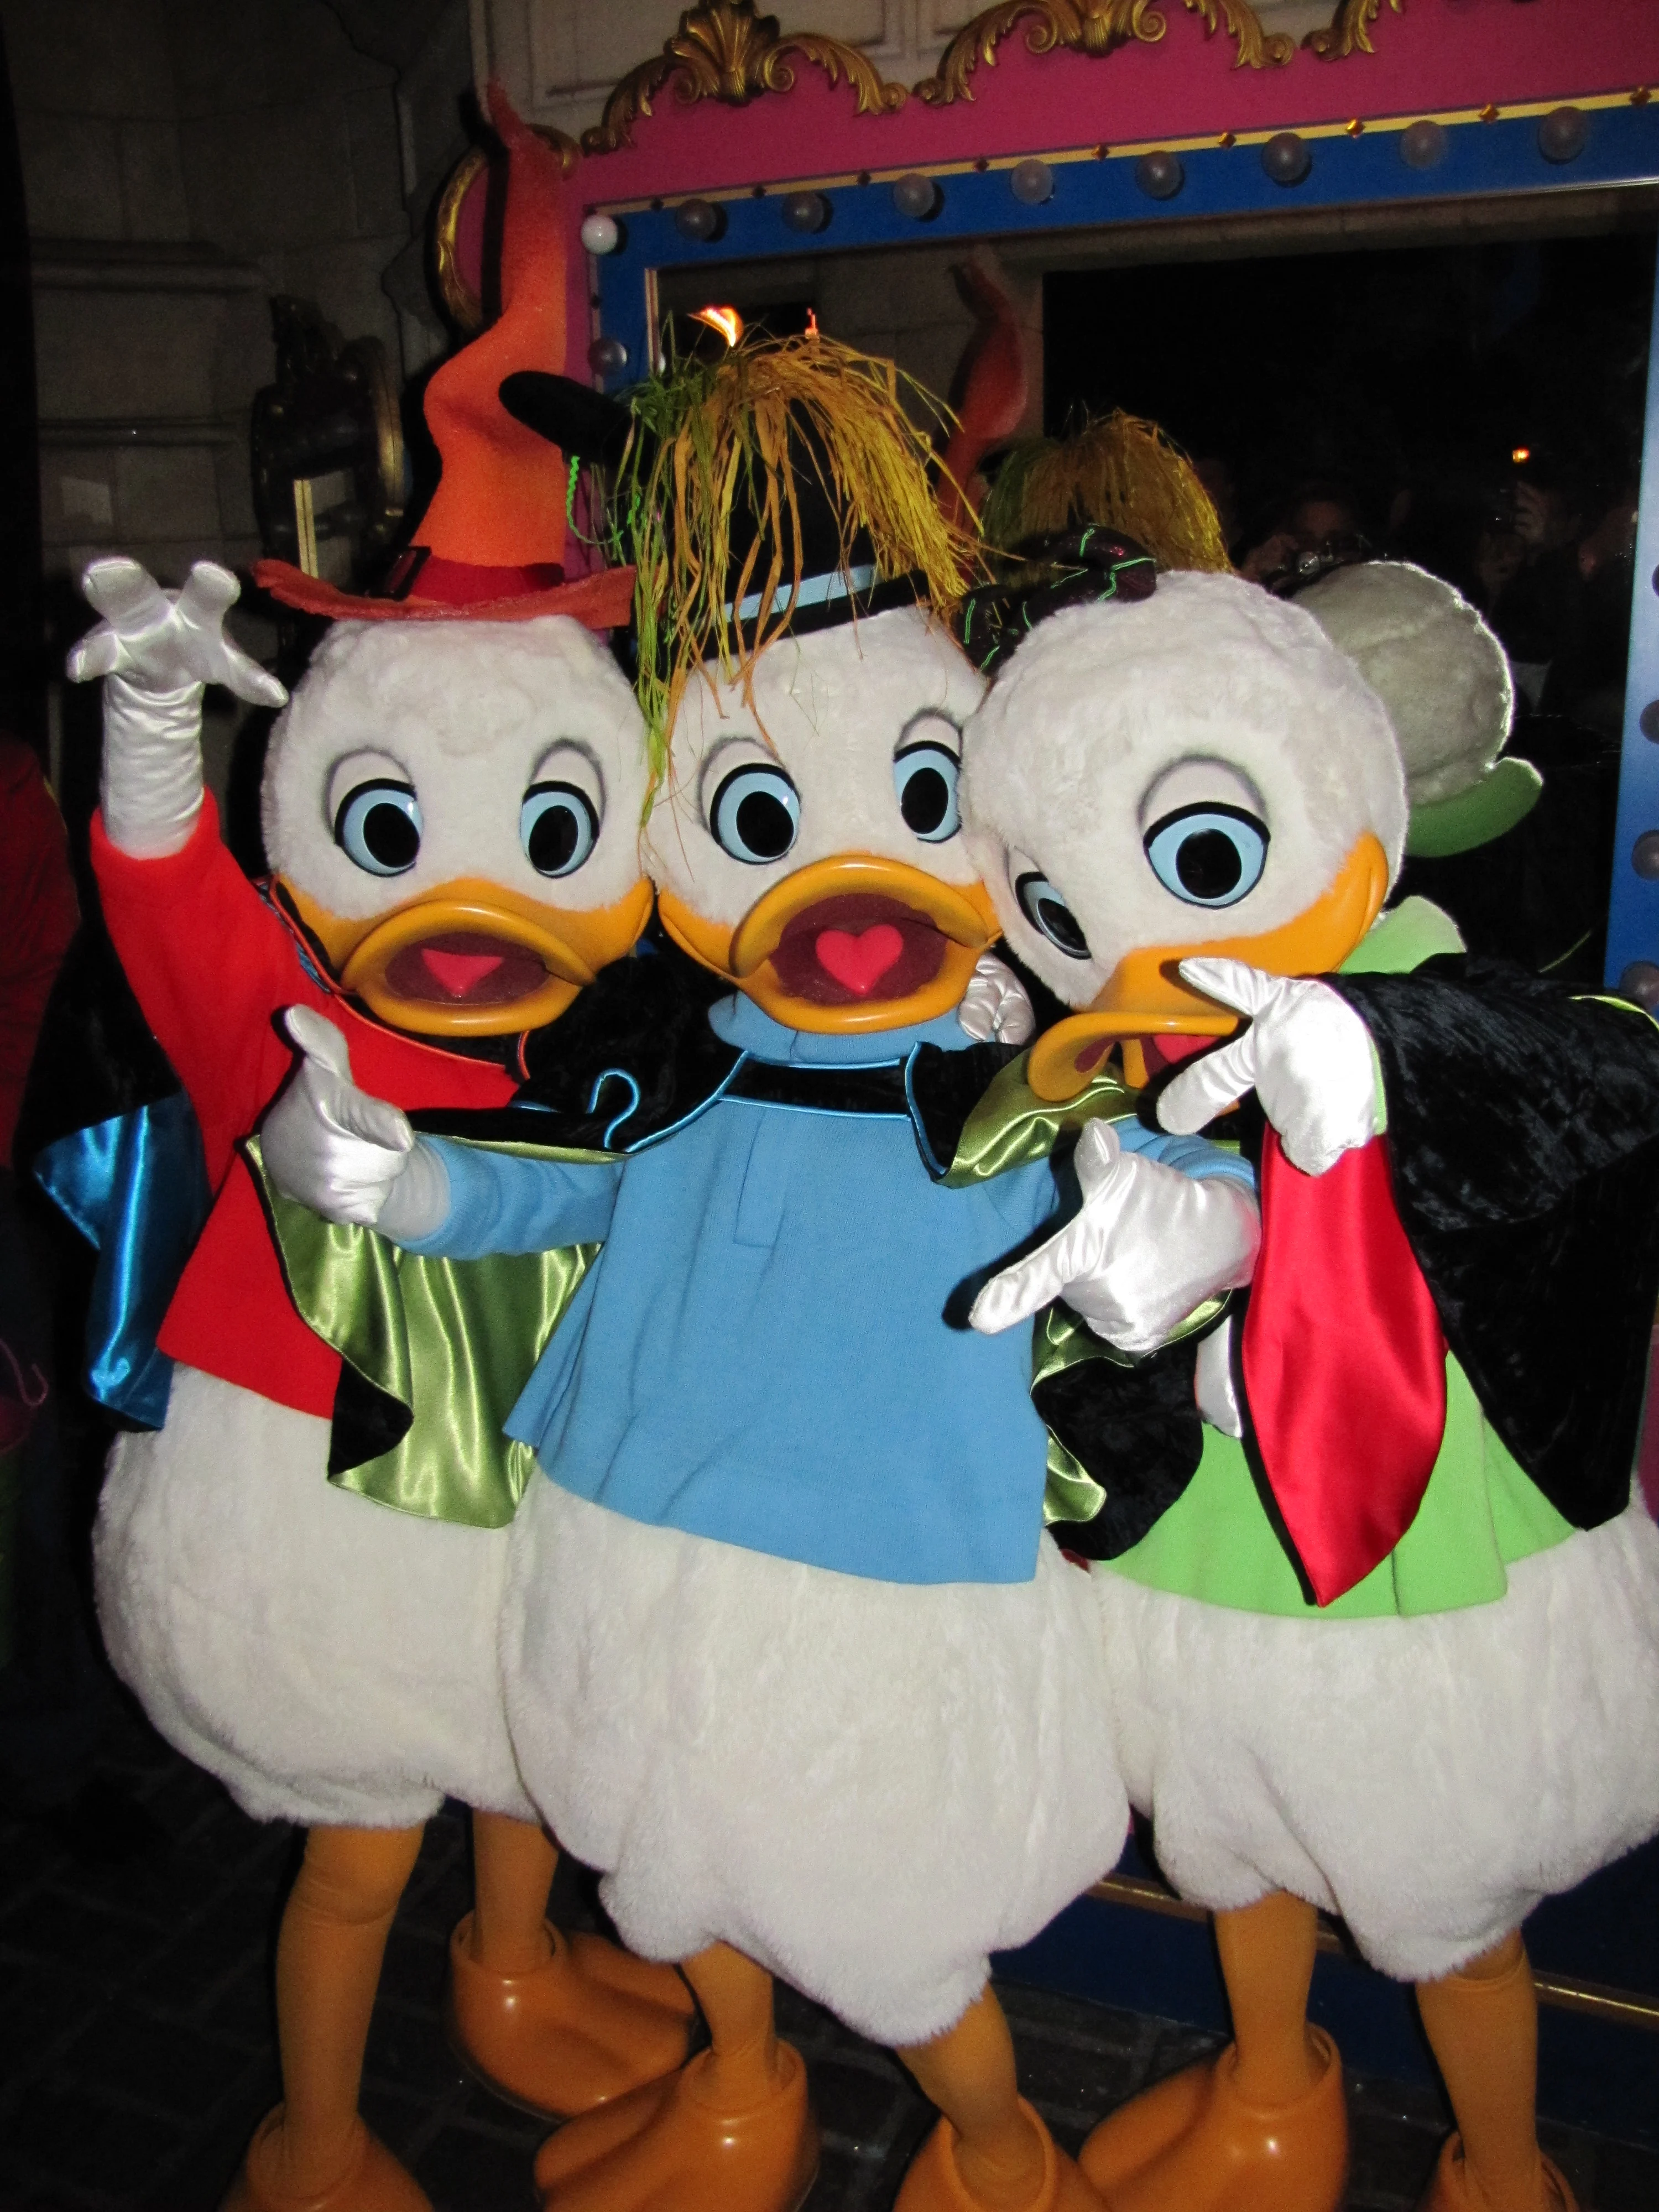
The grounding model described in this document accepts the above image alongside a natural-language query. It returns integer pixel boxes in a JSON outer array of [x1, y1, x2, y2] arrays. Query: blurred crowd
[[1185, 439, 1641, 1004], [1196, 455, 1641, 747]]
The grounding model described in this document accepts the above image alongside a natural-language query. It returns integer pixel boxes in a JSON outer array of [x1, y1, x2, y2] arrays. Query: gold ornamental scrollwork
[[581, 1, 907, 156], [1305, 0, 1406, 60], [918, 1, 1294, 107], [434, 126, 581, 333]]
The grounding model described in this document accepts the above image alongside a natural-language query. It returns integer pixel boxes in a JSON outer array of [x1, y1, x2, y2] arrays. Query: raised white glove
[[969, 1118, 1259, 1354], [956, 951, 1035, 1046], [260, 1006, 449, 1240], [1156, 959, 1382, 1177], [67, 557, 288, 858]]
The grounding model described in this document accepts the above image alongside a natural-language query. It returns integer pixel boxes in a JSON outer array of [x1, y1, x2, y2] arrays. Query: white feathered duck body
[[92, 609, 647, 1826], [72, 94, 700, 2212], [957, 543, 1659, 2212]]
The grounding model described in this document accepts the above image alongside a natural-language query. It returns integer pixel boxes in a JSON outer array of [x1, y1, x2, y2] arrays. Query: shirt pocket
[[732, 1109, 790, 1251]]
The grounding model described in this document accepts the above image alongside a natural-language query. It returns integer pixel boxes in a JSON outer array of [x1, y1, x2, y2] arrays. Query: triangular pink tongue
[[815, 924, 904, 996], [421, 946, 506, 997]]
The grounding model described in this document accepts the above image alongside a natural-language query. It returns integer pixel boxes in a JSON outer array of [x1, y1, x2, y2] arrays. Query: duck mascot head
[[963, 556, 1407, 1099], [541, 331, 1000, 1036], [64, 90, 695, 2212]]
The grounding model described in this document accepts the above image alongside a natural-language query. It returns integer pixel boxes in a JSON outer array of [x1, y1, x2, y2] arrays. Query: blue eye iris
[[893, 742, 961, 842], [709, 763, 800, 864], [1015, 870, 1090, 959], [521, 782, 598, 877], [1144, 804, 1269, 909], [335, 780, 421, 876]]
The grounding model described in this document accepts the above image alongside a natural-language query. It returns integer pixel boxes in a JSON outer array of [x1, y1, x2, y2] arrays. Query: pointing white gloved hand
[[1156, 958, 1383, 1177], [67, 557, 288, 858], [260, 1006, 449, 1241], [956, 951, 1036, 1047], [969, 1118, 1259, 1355]]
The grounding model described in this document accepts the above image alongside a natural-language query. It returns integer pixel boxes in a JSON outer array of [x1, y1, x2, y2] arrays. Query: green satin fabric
[[943, 1051, 1138, 1186], [246, 1136, 605, 1530], [1033, 1295, 1228, 1528]]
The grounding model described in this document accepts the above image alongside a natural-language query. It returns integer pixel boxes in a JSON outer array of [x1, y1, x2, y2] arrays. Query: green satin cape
[[246, 1135, 606, 1530]]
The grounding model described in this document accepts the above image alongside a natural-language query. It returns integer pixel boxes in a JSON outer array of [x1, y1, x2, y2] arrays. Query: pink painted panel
[[551, 0, 1659, 569], [574, 0, 1658, 204]]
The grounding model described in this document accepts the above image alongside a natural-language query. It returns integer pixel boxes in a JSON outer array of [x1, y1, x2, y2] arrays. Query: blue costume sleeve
[[399, 1140, 622, 1259], [1114, 1119, 1258, 1194]]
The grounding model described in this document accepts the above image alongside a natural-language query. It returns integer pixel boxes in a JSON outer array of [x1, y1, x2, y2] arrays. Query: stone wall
[[3, 0, 473, 589]]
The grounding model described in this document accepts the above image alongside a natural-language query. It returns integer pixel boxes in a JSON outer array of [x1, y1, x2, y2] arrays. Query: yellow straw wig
[[604, 333, 982, 782], [982, 410, 1232, 576]]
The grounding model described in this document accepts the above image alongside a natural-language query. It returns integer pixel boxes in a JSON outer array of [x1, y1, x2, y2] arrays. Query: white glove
[[1193, 1317, 1243, 1439], [969, 1118, 1260, 1354], [68, 557, 288, 858], [957, 951, 1036, 1046], [1156, 959, 1382, 1177], [260, 1006, 449, 1240]]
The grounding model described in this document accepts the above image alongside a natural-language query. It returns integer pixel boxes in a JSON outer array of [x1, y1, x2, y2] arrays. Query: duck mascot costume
[[254, 331, 1270, 2212], [958, 542, 1659, 2212], [65, 92, 693, 2212]]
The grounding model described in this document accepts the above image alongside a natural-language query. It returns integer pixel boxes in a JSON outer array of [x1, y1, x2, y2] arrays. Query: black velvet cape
[[1044, 959, 1659, 1563]]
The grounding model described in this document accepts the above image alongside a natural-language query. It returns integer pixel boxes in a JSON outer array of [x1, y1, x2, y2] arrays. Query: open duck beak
[[658, 853, 1000, 1034], [277, 874, 654, 1037], [1026, 833, 1389, 1102]]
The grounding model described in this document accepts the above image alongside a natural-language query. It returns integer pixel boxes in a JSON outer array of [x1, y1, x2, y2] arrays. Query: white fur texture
[[502, 1480, 1127, 2046], [644, 607, 987, 929], [1296, 562, 1514, 808], [96, 1366, 533, 1828], [958, 575, 1408, 1011], [261, 615, 649, 920], [1095, 1501, 1659, 1981]]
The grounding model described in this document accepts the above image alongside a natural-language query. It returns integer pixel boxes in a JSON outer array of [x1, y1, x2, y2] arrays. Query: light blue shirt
[[407, 997, 1251, 1585]]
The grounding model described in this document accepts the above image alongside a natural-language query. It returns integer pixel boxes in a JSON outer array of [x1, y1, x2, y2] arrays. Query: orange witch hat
[[255, 84, 632, 629]]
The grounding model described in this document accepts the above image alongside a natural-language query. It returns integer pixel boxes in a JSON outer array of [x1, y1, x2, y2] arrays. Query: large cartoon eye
[[893, 741, 961, 842], [334, 780, 421, 876], [709, 762, 800, 865], [521, 782, 598, 878], [1015, 870, 1091, 960], [1144, 804, 1269, 909]]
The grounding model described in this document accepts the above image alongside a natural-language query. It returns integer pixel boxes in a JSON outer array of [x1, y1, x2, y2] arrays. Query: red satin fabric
[[1241, 1131, 1448, 1606]]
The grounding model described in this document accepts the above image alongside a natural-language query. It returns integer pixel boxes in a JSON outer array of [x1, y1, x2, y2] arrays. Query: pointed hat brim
[[254, 558, 635, 628]]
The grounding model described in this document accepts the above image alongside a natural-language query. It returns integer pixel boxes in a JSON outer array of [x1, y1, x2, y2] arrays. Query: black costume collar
[[409, 940, 1017, 1182]]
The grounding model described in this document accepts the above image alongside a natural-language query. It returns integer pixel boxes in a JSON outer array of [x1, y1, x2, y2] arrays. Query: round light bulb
[[1009, 159, 1054, 206], [1261, 132, 1312, 187], [892, 171, 940, 220], [1135, 150, 1184, 201], [579, 213, 620, 256]]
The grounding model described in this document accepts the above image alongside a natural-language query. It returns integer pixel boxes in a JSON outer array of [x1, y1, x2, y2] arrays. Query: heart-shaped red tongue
[[815, 924, 904, 997], [421, 946, 506, 998]]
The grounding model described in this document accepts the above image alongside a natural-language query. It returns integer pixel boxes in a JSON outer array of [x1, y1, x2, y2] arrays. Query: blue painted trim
[[593, 103, 1659, 389], [1604, 229, 1659, 988]]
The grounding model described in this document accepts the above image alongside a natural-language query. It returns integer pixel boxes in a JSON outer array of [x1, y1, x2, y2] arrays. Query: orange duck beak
[[1026, 833, 1390, 1102], [278, 873, 653, 1037], [658, 853, 1000, 1035]]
